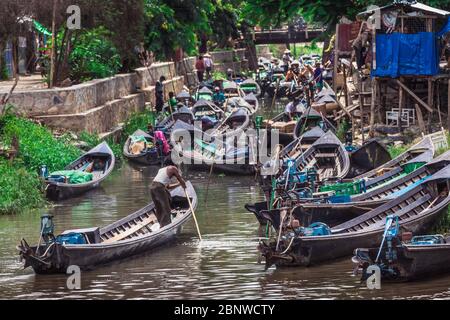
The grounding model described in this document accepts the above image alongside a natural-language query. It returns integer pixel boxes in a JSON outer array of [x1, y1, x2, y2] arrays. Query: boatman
[[150, 166, 187, 228]]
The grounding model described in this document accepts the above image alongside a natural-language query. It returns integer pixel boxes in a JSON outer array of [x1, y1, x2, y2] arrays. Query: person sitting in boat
[[284, 98, 301, 121], [85, 158, 105, 173], [212, 87, 225, 106], [168, 91, 178, 112], [150, 166, 187, 228]]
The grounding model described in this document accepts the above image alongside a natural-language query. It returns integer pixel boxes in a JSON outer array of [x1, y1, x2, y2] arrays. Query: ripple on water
[[1, 163, 450, 299]]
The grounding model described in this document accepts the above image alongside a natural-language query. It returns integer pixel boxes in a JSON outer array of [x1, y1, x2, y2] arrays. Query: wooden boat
[[223, 81, 245, 98], [263, 106, 304, 146], [259, 166, 450, 268], [224, 97, 258, 117], [243, 93, 260, 113], [212, 107, 251, 139], [195, 86, 214, 101], [156, 106, 194, 134], [290, 130, 350, 182], [354, 136, 435, 181], [293, 107, 336, 139], [172, 132, 257, 175], [354, 231, 450, 282], [254, 151, 450, 229], [191, 99, 225, 121], [123, 129, 168, 166], [239, 79, 262, 97], [45, 142, 115, 201], [176, 90, 195, 105], [347, 139, 392, 179], [18, 182, 197, 274]]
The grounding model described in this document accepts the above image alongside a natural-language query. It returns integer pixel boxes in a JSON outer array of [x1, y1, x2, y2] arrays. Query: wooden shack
[[336, 1, 450, 142]]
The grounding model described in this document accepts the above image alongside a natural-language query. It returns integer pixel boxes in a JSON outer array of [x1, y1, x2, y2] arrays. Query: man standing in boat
[[150, 166, 187, 228]]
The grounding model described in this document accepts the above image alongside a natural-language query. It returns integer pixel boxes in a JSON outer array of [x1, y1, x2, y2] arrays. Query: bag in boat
[[55, 232, 87, 245], [49, 170, 93, 184]]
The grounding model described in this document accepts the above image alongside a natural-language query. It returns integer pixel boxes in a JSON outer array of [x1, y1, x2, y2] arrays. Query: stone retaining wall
[[7, 61, 184, 134], [6, 50, 249, 134]]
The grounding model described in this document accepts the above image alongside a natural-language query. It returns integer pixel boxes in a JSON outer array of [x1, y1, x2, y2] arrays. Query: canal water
[[1, 99, 450, 299]]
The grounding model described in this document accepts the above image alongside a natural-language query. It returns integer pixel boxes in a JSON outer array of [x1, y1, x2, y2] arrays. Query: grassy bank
[[0, 110, 83, 214], [0, 107, 155, 214], [122, 109, 156, 138]]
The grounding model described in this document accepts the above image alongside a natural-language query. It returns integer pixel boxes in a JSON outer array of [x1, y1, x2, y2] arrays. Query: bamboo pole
[[184, 188, 202, 242]]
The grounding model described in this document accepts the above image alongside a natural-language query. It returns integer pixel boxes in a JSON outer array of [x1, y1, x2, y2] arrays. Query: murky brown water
[[1, 100, 450, 299], [2, 163, 450, 300]]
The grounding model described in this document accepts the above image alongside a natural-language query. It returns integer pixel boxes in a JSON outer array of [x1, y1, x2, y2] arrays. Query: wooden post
[[415, 104, 426, 134], [427, 79, 434, 132], [358, 79, 365, 144], [447, 79, 450, 130], [333, 24, 339, 92], [343, 65, 349, 107], [369, 78, 377, 138], [49, 0, 57, 88], [398, 78, 404, 133]]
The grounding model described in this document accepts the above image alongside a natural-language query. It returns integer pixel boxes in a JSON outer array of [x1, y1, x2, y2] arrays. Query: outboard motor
[[40, 214, 55, 244], [39, 165, 49, 179]]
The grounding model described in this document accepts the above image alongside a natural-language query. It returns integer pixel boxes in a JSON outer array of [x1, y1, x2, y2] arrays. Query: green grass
[[0, 109, 83, 214], [0, 112, 81, 173], [122, 109, 156, 138], [387, 144, 408, 159], [0, 159, 46, 215]]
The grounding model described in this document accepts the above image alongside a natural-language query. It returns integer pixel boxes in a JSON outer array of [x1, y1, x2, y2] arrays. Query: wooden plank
[[398, 80, 404, 133], [396, 79, 433, 113], [415, 103, 426, 134], [369, 78, 376, 138], [102, 214, 158, 244], [448, 80, 450, 130]]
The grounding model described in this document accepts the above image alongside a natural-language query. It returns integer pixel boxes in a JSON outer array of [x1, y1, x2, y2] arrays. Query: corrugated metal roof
[[358, 1, 450, 18]]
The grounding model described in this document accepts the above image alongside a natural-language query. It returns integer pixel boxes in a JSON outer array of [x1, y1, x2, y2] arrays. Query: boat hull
[[261, 205, 447, 268]]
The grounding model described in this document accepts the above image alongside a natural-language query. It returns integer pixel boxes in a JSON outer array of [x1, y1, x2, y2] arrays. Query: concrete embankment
[[0, 49, 249, 136]]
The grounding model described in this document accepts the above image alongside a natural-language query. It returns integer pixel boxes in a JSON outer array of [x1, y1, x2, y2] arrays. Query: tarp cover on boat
[[372, 32, 439, 78], [50, 170, 93, 184]]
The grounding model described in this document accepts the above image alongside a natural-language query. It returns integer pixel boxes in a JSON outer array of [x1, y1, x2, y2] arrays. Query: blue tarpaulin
[[372, 32, 439, 78], [437, 16, 450, 37]]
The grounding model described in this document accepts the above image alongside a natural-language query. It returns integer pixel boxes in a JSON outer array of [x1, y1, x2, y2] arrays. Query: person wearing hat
[[286, 60, 300, 82], [212, 86, 225, 106], [282, 49, 293, 73], [204, 53, 213, 79]]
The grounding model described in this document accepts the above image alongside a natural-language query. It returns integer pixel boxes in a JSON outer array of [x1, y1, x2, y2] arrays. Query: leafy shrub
[[122, 110, 156, 138], [387, 144, 408, 159], [1, 113, 81, 173], [69, 27, 122, 82], [0, 159, 46, 214]]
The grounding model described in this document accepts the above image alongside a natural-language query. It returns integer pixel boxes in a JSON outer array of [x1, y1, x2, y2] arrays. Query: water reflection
[[1, 106, 450, 298]]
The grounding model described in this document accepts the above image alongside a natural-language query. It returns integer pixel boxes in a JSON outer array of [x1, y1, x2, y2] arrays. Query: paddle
[[184, 187, 202, 242]]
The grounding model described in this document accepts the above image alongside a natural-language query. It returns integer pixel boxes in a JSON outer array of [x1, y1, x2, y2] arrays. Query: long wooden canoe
[[18, 182, 197, 274], [45, 142, 115, 201], [123, 129, 168, 166], [259, 167, 450, 268]]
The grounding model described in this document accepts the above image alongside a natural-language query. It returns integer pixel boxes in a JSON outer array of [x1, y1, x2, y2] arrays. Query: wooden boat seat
[[334, 192, 432, 233], [366, 167, 403, 188], [315, 153, 337, 158], [102, 213, 158, 244]]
